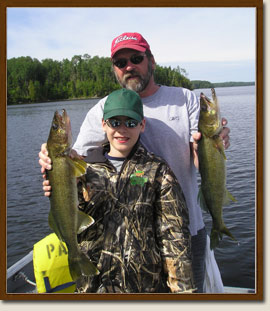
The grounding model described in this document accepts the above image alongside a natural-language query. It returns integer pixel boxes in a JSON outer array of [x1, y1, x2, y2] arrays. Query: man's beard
[[114, 61, 153, 93]]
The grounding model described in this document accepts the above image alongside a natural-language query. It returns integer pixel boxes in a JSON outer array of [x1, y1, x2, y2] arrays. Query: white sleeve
[[72, 97, 108, 156], [186, 89, 200, 142]]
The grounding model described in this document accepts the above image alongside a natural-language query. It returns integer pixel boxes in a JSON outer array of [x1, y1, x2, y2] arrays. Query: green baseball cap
[[103, 89, 144, 122]]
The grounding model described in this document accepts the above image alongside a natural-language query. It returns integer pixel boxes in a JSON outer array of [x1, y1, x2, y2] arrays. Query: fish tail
[[78, 253, 100, 276], [68, 257, 82, 281], [68, 253, 99, 281], [210, 225, 237, 250]]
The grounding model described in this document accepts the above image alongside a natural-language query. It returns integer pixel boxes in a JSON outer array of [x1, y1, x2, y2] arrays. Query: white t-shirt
[[73, 85, 205, 236]]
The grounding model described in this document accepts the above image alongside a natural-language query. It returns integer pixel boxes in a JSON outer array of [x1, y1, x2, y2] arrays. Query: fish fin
[[48, 210, 64, 241], [210, 229, 221, 249], [210, 225, 237, 250], [221, 225, 237, 242], [77, 210, 95, 234], [197, 187, 209, 213], [219, 148, 227, 160], [66, 157, 87, 177], [68, 253, 99, 280], [213, 138, 227, 160], [223, 189, 237, 205], [227, 190, 237, 202]]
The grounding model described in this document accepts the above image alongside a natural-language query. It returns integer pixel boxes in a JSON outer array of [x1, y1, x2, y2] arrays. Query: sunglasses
[[106, 118, 140, 128], [113, 54, 145, 69]]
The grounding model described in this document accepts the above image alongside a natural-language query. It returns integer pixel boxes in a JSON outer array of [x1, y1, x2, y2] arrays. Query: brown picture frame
[[0, 0, 264, 301]]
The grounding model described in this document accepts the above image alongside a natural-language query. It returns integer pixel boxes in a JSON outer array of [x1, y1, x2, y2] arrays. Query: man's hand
[[191, 118, 230, 169], [220, 118, 230, 149], [39, 143, 51, 173], [42, 179, 52, 197]]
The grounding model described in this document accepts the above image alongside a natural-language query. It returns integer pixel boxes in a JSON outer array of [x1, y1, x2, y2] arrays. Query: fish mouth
[[53, 109, 72, 144], [55, 109, 71, 130], [200, 88, 216, 105], [200, 92, 211, 111], [200, 92, 211, 102], [199, 89, 221, 134]]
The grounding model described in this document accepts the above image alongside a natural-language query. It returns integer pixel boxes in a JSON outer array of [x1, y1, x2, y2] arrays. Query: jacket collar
[[84, 139, 142, 164]]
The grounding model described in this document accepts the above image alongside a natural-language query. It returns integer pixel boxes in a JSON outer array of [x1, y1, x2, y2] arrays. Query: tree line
[[7, 55, 193, 105], [191, 80, 255, 90]]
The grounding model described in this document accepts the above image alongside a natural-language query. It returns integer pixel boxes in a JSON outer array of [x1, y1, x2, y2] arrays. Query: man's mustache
[[123, 71, 142, 80]]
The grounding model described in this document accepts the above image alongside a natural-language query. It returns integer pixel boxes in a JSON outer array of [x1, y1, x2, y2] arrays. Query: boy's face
[[102, 116, 145, 158]]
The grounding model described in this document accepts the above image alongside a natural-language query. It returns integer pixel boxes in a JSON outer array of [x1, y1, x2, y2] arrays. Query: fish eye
[[52, 123, 58, 130]]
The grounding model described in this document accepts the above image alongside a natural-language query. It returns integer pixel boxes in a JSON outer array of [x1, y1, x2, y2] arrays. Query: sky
[[7, 7, 256, 83]]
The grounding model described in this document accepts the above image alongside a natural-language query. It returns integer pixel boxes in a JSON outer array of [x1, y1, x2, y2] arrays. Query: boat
[[6, 252, 256, 294], [7, 251, 36, 293]]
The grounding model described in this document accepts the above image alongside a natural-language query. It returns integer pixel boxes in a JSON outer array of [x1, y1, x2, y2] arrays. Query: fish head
[[199, 88, 222, 137], [47, 109, 72, 155]]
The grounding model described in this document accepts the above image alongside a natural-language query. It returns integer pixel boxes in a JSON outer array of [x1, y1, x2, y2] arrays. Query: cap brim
[[111, 45, 147, 58], [104, 109, 143, 122]]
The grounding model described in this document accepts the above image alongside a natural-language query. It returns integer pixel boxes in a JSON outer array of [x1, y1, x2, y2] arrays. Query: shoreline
[[7, 96, 101, 106], [7, 83, 255, 106]]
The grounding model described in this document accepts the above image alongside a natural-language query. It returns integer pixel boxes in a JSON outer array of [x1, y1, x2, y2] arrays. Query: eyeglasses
[[113, 54, 145, 69], [105, 118, 140, 128]]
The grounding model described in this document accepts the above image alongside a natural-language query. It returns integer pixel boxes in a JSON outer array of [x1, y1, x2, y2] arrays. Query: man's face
[[112, 49, 154, 93]]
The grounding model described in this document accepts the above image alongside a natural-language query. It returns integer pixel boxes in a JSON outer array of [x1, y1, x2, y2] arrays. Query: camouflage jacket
[[76, 142, 195, 293]]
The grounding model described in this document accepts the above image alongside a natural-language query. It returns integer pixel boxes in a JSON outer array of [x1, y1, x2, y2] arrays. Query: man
[[40, 32, 230, 292]]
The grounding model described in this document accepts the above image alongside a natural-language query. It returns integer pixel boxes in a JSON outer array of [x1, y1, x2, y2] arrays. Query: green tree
[[7, 55, 194, 104]]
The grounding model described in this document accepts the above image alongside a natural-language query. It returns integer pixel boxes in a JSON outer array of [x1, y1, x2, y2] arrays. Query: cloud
[[7, 7, 256, 70]]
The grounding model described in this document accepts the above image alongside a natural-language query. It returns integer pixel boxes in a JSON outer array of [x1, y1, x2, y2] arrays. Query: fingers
[[222, 133, 230, 149], [41, 143, 48, 155], [43, 180, 51, 197], [39, 143, 52, 171], [39, 158, 51, 172], [219, 126, 230, 139], [192, 132, 202, 143], [219, 125, 230, 150], [44, 191, 51, 197], [221, 117, 228, 126], [40, 144, 51, 196]]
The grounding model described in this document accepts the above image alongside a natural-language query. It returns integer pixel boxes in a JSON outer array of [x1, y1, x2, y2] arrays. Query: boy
[[75, 88, 195, 293]]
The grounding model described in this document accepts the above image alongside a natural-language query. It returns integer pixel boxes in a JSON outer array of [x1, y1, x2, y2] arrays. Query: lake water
[[7, 85, 256, 290]]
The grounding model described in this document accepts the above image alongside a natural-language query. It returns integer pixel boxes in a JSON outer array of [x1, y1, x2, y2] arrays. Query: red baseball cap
[[111, 32, 151, 58]]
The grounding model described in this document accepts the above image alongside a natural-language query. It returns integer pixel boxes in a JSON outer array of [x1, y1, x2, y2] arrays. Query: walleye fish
[[47, 109, 99, 280], [198, 89, 236, 249]]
